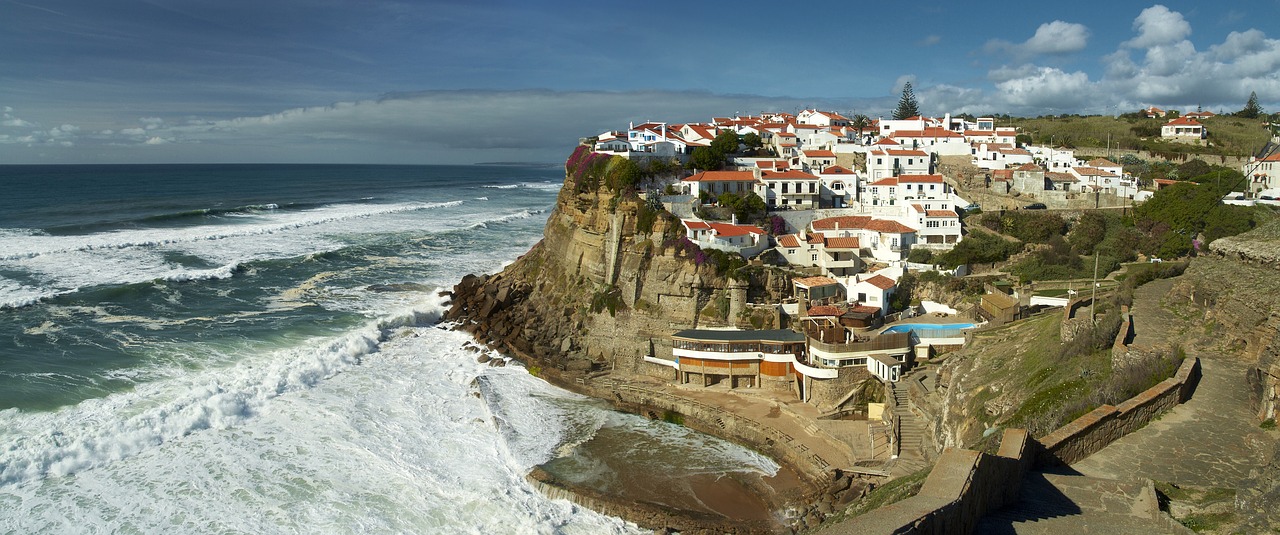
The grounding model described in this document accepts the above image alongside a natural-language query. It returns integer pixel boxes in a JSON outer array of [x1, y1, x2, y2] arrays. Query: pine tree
[[893, 82, 921, 120], [1239, 91, 1263, 119]]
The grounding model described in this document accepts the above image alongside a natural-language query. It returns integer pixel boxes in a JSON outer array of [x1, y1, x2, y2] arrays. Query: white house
[[848, 274, 897, 317], [800, 149, 837, 172], [682, 219, 768, 259], [889, 127, 969, 156], [965, 125, 1018, 146], [819, 166, 859, 208], [866, 148, 931, 180], [776, 233, 863, 278], [1243, 152, 1280, 194], [1161, 117, 1206, 141], [809, 215, 917, 263], [681, 170, 759, 199], [908, 203, 962, 250], [972, 143, 1033, 170], [758, 170, 821, 210], [1028, 145, 1083, 171], [797, 109, 850, 127]]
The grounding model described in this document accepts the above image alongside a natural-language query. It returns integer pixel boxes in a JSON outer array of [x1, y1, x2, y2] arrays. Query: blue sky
[[2, 0, 1278, 164]]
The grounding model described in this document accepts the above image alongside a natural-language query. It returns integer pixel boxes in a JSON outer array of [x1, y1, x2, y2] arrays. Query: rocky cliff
[[445, 149, 792, 381]]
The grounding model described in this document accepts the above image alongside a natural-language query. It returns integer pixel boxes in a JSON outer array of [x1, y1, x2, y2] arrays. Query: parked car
[[1023, 203, 1047, 210]]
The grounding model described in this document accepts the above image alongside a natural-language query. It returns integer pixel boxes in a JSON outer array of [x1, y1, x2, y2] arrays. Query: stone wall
[[1036, 356, 1201, 467], [818, 429, 1034, 535], [808, 367, 875, 410]]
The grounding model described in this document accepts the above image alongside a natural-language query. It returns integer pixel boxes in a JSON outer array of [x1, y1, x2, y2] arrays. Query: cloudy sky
[[2, 1, 1278, 164]]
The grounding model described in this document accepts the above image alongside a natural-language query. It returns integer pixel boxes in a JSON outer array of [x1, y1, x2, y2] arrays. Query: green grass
[[1262, 418, 1276, 430], [1009, 114, 1271, 158], [832, 467, 932, 522], [1181, 512, 1235, 532]]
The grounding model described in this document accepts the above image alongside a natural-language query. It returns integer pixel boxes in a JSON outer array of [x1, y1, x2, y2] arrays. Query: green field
[[1007, 114, 1273, 159]]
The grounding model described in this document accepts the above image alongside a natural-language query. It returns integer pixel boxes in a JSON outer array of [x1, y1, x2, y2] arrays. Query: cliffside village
[[586, 109, 1280, 409]]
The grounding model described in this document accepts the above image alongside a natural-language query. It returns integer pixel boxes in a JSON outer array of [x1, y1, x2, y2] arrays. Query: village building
[[1161, 117, 1206, 141], [809, 215, 917, 263], [776, 233, 863, 278], [971, 143, 1033, 170], [889, 127, 969, 156], [681, 170, 758, 199], [680, 219, 768, 259], [1143, 106, 1167, 118], [866, 148, 932, 180], [908, 203, 962, 250], [818, 165, 858, 208], [1243, 152, 1280, 195], [757, 169, 821, 210]]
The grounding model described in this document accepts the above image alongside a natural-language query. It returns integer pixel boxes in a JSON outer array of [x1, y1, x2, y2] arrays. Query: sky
[[2, 0, 1279, 165]]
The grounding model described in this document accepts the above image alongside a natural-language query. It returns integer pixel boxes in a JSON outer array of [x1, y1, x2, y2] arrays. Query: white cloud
[[120, 128, 146, 136], [1024, 21, 1090, 54], [144, 136, 170, 145], [994, 67, 1093, 109], [2, 118, 33, 127], [892, 75, 917, 94], [1124, 5, 1191, 48]]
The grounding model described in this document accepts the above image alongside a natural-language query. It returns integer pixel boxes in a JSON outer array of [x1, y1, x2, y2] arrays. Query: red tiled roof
[[778, 234, 802, 248], [1072, 167, 1117, 177], [807, 305, 841, 317], [1087, 158, 1119, 168], [869, 177, 899, 186], [864, 220, 916, 234], [1016, 163, 1042, 171], [891, 127, 963, 138], [926, 210, 958, 218], [683, 171, 757, 182], [862, 275, 896, 290], [762, 170, 820, 180], [811, 215, 873, 231], [824, 236, 861, 249], [882, 149, 930, 157], [850, 305, 881, 315], [802, 149, 837, 158], [794, 276, 839, 288], [708, 222, 764, 237], [898, 174, 944, 183], [873, 138, 900, 145], [822, 165, 855, 174], [1165, 117, 1202, 126], [682, 220, 711, 230], [993, 169, 1014, 180]]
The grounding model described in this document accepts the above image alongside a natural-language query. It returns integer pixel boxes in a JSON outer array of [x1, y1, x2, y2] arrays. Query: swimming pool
[[882, 323, 976, 334]]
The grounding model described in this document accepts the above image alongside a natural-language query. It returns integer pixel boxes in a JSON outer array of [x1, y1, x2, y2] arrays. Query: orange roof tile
[[683, 171, 758, 182], [778, 234, 802, 248], [807, 305, 841, 317], [926, 210, 958, 218], [1165, 117, 1202, 126], [824, 237, 861, 249], [864, 220, 916, 234], [708, 222, 764, 237], [898, 174, 944, 183], [862, 275, 896, 290], [811, 215, 873, 231], [869, 177, 899, 186], [794, 276, 839, 288], [822, 166, 855, 174]]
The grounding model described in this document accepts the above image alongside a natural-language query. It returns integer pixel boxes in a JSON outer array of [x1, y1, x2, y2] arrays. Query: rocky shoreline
[[447, 280, 873, 534]]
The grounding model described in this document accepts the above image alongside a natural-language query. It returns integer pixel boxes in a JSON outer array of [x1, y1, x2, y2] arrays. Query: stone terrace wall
[[1037, 356, 1201, 467], [820, 429, 1034, 535]]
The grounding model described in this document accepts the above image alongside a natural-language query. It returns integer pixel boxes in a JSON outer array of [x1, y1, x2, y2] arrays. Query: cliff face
[[445, 155, 790, 377]]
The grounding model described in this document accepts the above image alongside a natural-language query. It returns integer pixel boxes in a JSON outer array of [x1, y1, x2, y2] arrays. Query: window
[[811, 254, 818, 262], [788, 249, 796, 255]]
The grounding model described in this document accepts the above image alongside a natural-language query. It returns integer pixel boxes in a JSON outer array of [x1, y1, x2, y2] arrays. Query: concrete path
[[979, 276, 1268, 533], [1073, 278, 1269, 488]]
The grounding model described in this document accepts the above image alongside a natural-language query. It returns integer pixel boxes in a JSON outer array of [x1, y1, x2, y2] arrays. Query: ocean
[[0, 164, 780, 533]]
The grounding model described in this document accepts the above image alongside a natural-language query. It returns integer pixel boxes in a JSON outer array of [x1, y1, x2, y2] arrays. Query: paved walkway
[[1073, 278, 1269, 488], [1072, 356, 1268, 487], [979, 276, 1269, 533]]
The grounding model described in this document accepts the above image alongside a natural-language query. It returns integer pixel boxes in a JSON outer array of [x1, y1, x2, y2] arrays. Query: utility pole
[[1090, 251, 1099, 321]]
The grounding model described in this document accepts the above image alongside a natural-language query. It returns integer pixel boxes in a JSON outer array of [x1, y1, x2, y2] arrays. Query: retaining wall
[[820, 429, 1033, 535], [1036, 356, 1201, 466]]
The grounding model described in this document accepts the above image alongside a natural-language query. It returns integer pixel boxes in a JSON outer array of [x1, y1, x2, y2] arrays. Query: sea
[[0, 164, 782, 534]]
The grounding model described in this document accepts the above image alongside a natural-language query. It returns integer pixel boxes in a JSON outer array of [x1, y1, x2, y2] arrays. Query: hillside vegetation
[[1008, 114, 1273, 159]]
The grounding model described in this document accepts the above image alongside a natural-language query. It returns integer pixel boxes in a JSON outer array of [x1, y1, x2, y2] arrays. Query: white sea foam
[[0, 300, 641, 534], [0, 298, 447, 487]]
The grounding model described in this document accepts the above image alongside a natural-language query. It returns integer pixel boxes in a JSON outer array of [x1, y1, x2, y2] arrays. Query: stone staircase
[[889, 379, 928, 476], [978, 471, 1192, 534]]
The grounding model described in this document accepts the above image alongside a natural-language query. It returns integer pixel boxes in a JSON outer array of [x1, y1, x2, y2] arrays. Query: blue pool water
[[882, 322, 976, 334]]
